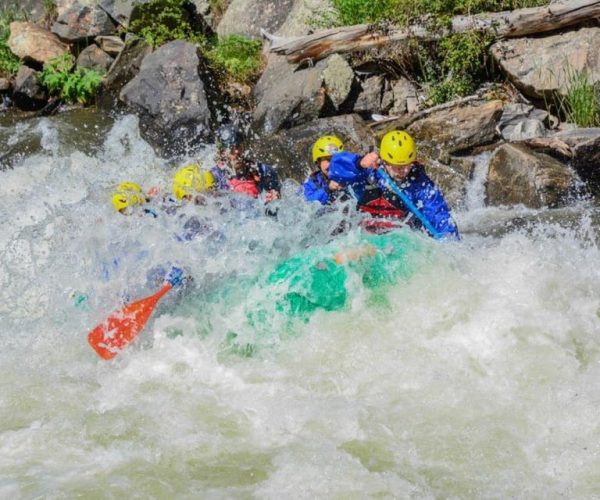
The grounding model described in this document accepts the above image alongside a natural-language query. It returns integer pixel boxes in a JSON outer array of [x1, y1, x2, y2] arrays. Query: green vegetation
[[555, 68, 600, 128], [207, 35, 262, 84], [129, 0, 206, 48], [39, 54, 102, 104], [316, 0, 551, 105], [0, 7, 24, 77], [128, 0, 262, 85], [329, 0, 550, 26]]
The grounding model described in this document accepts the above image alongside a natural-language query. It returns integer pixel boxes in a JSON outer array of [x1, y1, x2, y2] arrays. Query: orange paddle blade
[[88, 283, 173, 360]]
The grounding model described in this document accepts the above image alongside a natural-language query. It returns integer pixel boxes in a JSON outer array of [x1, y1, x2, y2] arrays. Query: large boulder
[[119, 40, 215, 156], [52, 2, 116, 42], [8, 22, 69, 66], [217, 0, 295, 39], [406, 100, 503, 159], [100, 37, 152, 105], [254, 54, 356, 133], [486, 143, 578, 208], [56, 0, 97, 16], [491, 27, 600, 100]]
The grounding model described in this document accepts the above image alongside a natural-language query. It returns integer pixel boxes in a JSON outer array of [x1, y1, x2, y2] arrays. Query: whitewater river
[[1, 110, 599, 498]]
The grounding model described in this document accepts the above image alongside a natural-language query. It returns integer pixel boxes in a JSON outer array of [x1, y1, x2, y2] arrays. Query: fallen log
[[265, 0, 600, 64]]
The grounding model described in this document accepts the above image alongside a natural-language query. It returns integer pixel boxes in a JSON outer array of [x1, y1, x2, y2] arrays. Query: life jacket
[[230, 178, 259, 198], [358, 184, 406, 219]]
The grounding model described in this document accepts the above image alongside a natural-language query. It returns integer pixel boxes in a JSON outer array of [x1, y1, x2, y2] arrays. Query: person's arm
[[327, 152, 370, 185], [303, 174, 330, 205], [406, 169, 460, 239]]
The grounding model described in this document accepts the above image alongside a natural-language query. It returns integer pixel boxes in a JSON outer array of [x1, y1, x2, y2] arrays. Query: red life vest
[[230, 178, 259, 198]]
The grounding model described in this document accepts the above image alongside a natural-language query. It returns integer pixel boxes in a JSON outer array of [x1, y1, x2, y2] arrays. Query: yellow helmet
[[172, 164, 216, 200], [111, 188, 146, 213], [115, 181, 143, 194], [379, 130, 417, 166], [312, 135, 344, 163]]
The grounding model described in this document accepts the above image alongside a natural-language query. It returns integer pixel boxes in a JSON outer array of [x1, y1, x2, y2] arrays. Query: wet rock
[[491, 27, 600, 100], [570, 134, 600, 193], [52, 3, 116, 42], [486, 143, 578, 208], [8, 22, 69, 66], [217, 0, 295, 39], [12, 66, 47, 111], [249, 114, 376, 179], [120, 40, 214, 156], [426, 158, 474, 209], [76, 44, 114, 74], [95, 35, 125, 56], [100, 37, 152, 105], [407, 100, 503, 159]]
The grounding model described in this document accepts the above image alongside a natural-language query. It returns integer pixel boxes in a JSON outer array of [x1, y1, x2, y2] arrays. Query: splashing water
[[1, 112, 600, 498]]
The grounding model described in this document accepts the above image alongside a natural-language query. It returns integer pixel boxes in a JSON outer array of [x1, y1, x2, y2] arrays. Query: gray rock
[[119, 40, 214, 156], [12, 66, 47, 111], [3, 0, 47, 22], [76, 44, 114, 74], [52, 3, 116, 42], [486, 143, 578, 208], [407, 100, 503, 159], [354, 76, 384, 115], [217, 0, 295, 39], [491, 27, 600, 100], [56, 0, 97, 16], [253, 55, 328, 133], [101, 37, 153, 103], [95, 35, 125, 56], [98, 0, 151, 27], [502, 119, 547, 142], [390, 78, 417, 116], [322, 54, 354, 110]]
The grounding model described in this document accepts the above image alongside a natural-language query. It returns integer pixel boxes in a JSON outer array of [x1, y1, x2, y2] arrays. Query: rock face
[[248, 114, 377, 179], [486, 143, 578, 208], [101, 37, 152, 104], [253, 57, 329, 133], [12, 66, 47, 111], [119, 40, 214, 156], [98, 0, 151, 27], [52, 3, 116, 42], [8, 22, 69, 66], [217, 0, 295, 38], [491, 27, 600, 100], [407, 100, 503, 159], [76, 44, 114, 74]]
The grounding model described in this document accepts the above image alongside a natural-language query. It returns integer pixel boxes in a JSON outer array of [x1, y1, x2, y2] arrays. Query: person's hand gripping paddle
[[87, 267, 185, 360]]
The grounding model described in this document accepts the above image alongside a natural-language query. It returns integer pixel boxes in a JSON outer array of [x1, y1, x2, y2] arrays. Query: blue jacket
[[328, 152, 459, 239], [303, 170, 352, 205]]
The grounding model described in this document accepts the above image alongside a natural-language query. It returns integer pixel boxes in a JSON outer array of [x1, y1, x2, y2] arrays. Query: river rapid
[[1, 110, 600, 498]]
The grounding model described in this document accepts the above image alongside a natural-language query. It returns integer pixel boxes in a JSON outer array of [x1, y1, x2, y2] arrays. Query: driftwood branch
[[265, 0, 600, 64]]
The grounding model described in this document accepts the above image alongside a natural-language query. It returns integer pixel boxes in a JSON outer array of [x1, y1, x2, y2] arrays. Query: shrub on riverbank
[[207, 35, 262, 84], [0, 8, 24, 77], [39, 53, 102, 104]]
